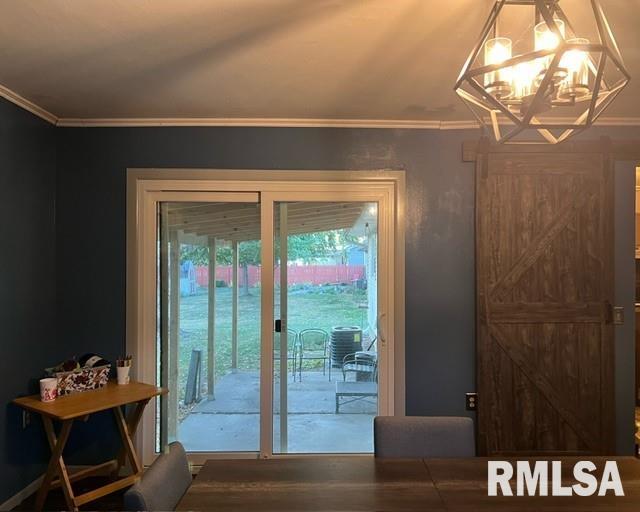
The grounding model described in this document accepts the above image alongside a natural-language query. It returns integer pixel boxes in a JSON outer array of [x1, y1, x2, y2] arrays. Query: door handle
[[377, 313, 387, 346], [275, 319, 282, 333]]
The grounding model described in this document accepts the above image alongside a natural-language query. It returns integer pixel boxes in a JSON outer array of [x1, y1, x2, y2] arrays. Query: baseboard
[[0, 474, 44, 511], [0, 465, 120, 511]]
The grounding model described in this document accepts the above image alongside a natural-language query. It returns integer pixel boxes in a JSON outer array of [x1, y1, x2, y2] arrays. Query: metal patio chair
[[335, 351, 378, 413], [297, 328, 329, 381]]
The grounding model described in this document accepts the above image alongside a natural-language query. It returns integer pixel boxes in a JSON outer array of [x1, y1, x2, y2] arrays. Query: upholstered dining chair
[[374, 416, 475, 458], [123, 441, 192, 511]]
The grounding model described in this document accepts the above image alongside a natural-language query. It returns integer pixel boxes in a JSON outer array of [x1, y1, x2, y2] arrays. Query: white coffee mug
[[117, 366, 131, 385], [40, 378, 58, 402]]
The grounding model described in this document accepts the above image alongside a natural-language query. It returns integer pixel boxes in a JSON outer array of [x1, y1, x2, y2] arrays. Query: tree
[[181, 241, 261, 296], [215, 241, 262, 295]]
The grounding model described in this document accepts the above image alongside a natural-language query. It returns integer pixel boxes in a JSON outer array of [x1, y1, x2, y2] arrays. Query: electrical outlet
[[22, 410, 31, 429], [465, 393, 478, 411], [613, 306, 624, 325]]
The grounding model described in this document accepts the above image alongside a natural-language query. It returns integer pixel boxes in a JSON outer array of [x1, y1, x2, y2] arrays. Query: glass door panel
[[157, 200, 261, 453], [272, 201, 379, 453]]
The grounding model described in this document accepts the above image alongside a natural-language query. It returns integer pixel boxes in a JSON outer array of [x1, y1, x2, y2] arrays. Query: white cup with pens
[[116, 356, 132, 385]]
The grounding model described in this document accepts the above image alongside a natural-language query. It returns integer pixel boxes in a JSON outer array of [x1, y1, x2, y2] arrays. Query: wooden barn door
[[476, 144, 615, 455]]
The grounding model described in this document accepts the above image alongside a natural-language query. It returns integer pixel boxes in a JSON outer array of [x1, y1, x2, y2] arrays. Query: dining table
[[177, 456, 640, 511]]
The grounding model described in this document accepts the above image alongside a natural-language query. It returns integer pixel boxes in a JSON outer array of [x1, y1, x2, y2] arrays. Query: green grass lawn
[[176, 286, 368, 401]]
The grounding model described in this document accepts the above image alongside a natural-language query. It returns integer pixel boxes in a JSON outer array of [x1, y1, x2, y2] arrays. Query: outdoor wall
[[0, 98, 56, 504], [54, 124, 638, 457]]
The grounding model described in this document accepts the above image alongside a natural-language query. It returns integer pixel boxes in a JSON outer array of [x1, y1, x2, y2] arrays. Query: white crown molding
[[2, 83, 640, 130], [0, 84, 58, 125], [55, 117, 480, 129], [50, 116, 640, 129]]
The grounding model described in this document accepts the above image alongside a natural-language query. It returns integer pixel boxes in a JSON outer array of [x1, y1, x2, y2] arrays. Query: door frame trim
[[126, 169, 406, 464]]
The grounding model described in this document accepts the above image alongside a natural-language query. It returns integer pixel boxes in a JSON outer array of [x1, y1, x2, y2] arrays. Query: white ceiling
[[0, 0, 638, 124]]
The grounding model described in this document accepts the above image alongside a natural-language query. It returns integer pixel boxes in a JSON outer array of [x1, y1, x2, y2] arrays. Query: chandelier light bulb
[[534, 18, 567, 84], [512, 61, 539, 100], [484, 37, 513, 98], [559, 38, 591, 100], [534, 18, 565, 52]]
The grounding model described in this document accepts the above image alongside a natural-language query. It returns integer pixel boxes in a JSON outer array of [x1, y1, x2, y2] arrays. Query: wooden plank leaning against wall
[[467, 137, 640, 456]]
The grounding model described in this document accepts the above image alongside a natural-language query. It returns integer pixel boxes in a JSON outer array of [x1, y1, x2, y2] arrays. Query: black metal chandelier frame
[[454, 0, 630, 144]]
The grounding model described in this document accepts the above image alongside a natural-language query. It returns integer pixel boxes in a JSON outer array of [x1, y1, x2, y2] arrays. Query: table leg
[[111, 399, 149, 477], [113, 404, 144, 477], [35, 418, 76, 512]]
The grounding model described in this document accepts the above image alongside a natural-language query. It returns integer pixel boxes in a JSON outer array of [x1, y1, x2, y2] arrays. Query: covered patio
[[178, 370, 376, 453]]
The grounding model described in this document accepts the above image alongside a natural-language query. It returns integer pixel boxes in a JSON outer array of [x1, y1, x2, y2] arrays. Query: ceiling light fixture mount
[[454, 0, 630, 144]]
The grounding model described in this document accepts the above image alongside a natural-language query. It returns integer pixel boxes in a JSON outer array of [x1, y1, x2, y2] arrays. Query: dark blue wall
[[54, 127, 479, 419], [1, 108, 636, 503], [0, 98, 56, 503], [54, 125, 637, 456]]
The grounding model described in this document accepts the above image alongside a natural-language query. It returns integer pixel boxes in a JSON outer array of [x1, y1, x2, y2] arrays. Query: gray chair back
[[124, 441, 192, 511], [374, 416, 475, 458]]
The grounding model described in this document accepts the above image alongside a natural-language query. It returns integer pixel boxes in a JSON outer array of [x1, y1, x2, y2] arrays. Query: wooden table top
[[13, 380, 166, 420], [177, 456, 640, 511]]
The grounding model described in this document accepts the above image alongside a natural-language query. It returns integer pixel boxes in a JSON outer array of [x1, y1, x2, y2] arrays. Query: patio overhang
[[167, 202, 366, 241]]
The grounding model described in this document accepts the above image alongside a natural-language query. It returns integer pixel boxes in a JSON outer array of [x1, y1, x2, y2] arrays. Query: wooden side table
[[14, 380, 166, 512]]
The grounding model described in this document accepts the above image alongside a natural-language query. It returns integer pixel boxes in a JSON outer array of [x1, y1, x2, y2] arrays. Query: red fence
[[195, 265, 364, 287]]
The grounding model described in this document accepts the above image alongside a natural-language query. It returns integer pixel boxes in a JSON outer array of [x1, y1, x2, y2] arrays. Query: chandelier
[[454, 0, 630, 144]]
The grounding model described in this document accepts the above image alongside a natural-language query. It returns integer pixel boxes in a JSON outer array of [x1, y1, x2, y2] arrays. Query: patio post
[[167, 228, 180, 441], [231, 240, 239, 372], [207, 236, 217, 400], [367, 226, 377, 335]]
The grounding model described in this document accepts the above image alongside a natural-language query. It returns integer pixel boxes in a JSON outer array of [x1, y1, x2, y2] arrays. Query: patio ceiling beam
[[166, 202, 247, 214], [189, 217, 361, 241], [169, 201, 359, 217], [169, 204, 260, 227], [168, 203, 363, 230], [183, 209, 362, 234], [207, 236, 217, 401], [182, 212, 362, 238]]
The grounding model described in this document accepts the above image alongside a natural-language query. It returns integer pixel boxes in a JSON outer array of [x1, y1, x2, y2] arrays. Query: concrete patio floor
[[178, 370, 376, 453]]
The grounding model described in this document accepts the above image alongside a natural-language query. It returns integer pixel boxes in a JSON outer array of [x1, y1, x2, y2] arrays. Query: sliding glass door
[[132, 177, 397, 463]]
